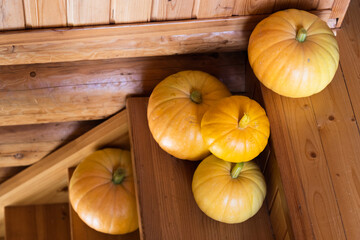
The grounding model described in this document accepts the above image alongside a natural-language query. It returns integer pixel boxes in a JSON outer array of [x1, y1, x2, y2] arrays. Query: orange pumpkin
[[192, 155, 266, 223], [147, 70, 231, 160], [248, 9, 339, 98], [69, 148, 138, 235], [201, 95, 270, 163]]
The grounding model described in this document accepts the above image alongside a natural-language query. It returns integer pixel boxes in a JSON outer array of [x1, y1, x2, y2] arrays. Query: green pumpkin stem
[[231, 162, 245, 179], [112, 168, 126, 184], [238, 113, 250, 129], [296, 28, 307, 42], [190, 90, 202, 104]]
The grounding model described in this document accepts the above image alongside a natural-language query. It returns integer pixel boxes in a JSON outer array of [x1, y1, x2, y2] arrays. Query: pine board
[[127, 97, 274, 240]]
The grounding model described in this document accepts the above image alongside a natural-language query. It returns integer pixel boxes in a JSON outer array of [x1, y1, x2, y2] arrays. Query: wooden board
[[5, 203, 70, 240], [193, 0, 235, 18], [151, 0, 194, 21], [0, 120, 101, 167], [0, 52, 245, 127], [0, 10, 331, 65], [126, 97, 274, 240], [23, 0, 67, 28], [68, 168, 140, 240], [110, 0, 152, 23], [0, 167, 26, 184], [0, 110, 129, 238], [67, 0, 110, 26], [0, 0, 25, 30]]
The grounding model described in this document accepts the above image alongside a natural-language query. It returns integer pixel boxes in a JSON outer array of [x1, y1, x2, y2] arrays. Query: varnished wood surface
[[260, 0, 360, 238], [68, 168, 140, 240], [0, 11, 331, 66], [0, 120, 101, 167], [5, 203, 70, 240], [0, 52, 245, 126], [0, 110, 129, 237], [0, 0, 344, 30], [127, 97, 274, 240]]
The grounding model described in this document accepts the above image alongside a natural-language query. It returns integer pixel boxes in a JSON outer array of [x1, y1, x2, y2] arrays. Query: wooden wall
[[0, 0, 335, 31]]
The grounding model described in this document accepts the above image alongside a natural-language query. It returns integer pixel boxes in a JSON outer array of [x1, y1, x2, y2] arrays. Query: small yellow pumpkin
[[69, 148, 138, 235], [192, 155, 266, 223], [147, 70, 231, 160], [201, 95, 270, 163], [248, 9, 339, 98]]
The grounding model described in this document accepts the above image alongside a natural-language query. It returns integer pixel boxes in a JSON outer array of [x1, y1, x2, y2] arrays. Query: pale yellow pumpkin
[[192, 155, 266, 223], [248, 9, 339, 98], [201, 95, 270, 163], [147, 70, 231, 160]]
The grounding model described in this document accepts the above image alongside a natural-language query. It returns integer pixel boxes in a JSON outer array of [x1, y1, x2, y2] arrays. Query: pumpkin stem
[[231, 162, 244, 179], [112, 168, 126, 184], [296, 28, 307, 42], [238, 113, 250, 129], [190, 90, 202, 104]]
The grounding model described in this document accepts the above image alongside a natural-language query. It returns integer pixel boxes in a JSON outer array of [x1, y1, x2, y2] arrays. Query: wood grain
[[127, 97, 274, 240], [110, 0, 152, 23], [193, 0, 235, 18], [0, 166, 26, 184], [67, 0, 110, 26], [0, 10, 331, 65], [151, 0, 194, 21], [0, 110, 129, 237], [0, 52, 245, 126], [330, 0, 351, 27], [270, 191, 288, 240], [0, 0, 25, 30], [0, 120, 100, 167], [310, 68, 360, 239], [23, 0, 67, 28], [68, 168, 140, 240], [5, 203, 70, 240], [233, 0, 275, 16]]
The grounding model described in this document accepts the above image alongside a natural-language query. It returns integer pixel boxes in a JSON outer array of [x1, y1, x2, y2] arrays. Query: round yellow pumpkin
[[69, 148, 138, 235], [147, 70, 231, 160], [192, 155, 266, 223], [201, 95, 270, 163], [248, 9, 339, 98]]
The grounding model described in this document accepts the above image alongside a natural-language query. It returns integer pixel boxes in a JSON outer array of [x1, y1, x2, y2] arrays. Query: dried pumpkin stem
[[231, 162, 245, 179], [112, 168, 126, 184], [238, 113, 250, 129], [296, 28, 307, 42], [190, 90, 202, 104]]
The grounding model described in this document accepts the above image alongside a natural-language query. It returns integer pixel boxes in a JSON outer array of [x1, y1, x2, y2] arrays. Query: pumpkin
[[201, 95, 270, 163], [192, 155, 266, 223], [248, 9, 339, 98], [147, 70, 231, 160], [69, 148, 138, 235]]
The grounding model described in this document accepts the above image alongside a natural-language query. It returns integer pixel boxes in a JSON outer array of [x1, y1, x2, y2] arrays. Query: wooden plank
[[68, 168, 140, 240], [336, 0, 360, 125], [310, 68, 360, 239], [127, 97, 274, 240], [0, 52, 245, 126], [270, 191, 288, 240], [5, 203, 70, 240], [0, 167, 26, 184], [193, 0, 236, 18], [0, 10, 331, 65], [110, 0, 152, 23], [0, 121, 101, 167], [151, 0, 194, 21], [233, 0, 275, 16], [67, 0, 110, 26], [23, 0, 67, 28], [0, 110, 129, 237], [330, 0, 350, 27], [273, 0, 319, 11], [0, 0, 25, 30]]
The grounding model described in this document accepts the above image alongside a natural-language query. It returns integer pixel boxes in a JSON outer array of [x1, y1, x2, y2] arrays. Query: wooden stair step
[[126, 97, 274, 240], [68, 168, 140, 240], [4, 203, 70, 240]]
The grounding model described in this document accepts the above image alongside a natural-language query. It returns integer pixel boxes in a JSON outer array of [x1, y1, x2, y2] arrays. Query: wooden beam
[[0, 120, 101, 167], [0, 109, 129, 238], [0, 10, 331, 65], [0, 52, 245, 126]]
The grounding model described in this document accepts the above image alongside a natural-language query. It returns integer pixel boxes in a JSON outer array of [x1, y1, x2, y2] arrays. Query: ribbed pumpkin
[[192, 155, 266, 223], [248, 9, 339, 98], [147, 70, 231, 160], [201, 95, 270, 163], [69, 148, 138, 235]]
